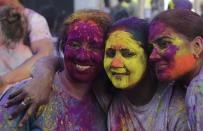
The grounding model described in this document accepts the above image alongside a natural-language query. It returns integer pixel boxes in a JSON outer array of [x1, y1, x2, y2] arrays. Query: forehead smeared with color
[[67, 20, 104, 44], [58, 9, 112, 52], [149, 21, 168, 41], [64, 9, 111, 33], [109, 17, 149, 53]]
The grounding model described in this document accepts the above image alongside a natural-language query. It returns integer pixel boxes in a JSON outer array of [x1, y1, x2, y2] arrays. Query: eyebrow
[[155, 36, 172, 42], [154, 36, 172, 43]]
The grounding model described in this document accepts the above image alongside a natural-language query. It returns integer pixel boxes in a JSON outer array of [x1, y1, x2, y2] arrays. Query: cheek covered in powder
[[169, 54, 196, 79], [162, 44, 178, 61], [63, 20, 105, 82]]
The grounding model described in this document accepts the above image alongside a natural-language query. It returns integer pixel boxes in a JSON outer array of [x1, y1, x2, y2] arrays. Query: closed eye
[[70, 41, 81, 48]]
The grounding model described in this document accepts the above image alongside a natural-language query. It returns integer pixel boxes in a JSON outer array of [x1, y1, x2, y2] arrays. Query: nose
[[149, 48, 161, 62], [76, 42, 90, 61], [111, 57, 123, 68], [77, 48, 90, 61]]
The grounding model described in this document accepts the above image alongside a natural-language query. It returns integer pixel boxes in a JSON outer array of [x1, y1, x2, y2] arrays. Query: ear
[[191, 36, 203, 58]]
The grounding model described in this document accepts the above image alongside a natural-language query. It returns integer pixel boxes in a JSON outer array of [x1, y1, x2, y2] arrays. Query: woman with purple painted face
[[149, 9, 203, 130], [0, 10, 111, 130]]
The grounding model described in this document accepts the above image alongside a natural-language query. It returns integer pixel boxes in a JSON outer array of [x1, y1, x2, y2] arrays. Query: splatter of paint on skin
[[155, 54, 196, 81], [67, 20, 104, 44], [149, 21, 168, 43], [149, 21, 197, 81], [104, 30, 147, 89], [64, 20, 104, 82]]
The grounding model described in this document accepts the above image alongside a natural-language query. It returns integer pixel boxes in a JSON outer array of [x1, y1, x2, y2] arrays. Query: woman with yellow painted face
[[102, 17, 189, 130]]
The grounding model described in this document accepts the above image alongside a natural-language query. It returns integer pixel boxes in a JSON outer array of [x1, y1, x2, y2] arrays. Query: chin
[[70, 73, 96, 82], [112, 82, 129, 90], [157, 73, 173, 82]]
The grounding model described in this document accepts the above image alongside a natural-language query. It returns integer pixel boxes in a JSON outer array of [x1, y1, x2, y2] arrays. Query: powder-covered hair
[[108, 17, 150, 55], [168, 0, 192, 10], [57, 9, 112, 53], [0, 5, 27, 48], [150, 9, 203, 41]]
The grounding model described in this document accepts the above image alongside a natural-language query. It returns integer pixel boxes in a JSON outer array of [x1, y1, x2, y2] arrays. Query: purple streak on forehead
[[109, 17, 149, 51], [149, 21, 167, 41], [111, 17, 147, 30], [67, 20, 104, 45]]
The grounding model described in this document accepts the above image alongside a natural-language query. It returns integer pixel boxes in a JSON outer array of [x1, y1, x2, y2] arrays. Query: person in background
[[168, 0, 192, 10], [200, 3, 203, 17], [0, 0, 57, 126], [0, 0, 55, 90], [0, 9, 111, 130], [110, 0, 129, 22]]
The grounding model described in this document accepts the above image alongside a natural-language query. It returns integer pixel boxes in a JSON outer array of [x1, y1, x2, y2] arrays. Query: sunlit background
[[21, 0, 203, 35]]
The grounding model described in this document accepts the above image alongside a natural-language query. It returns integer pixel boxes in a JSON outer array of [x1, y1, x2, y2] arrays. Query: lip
[[73, 60, 94, 66], [73, 62, 94, 72], [155, 61, 168, 72], [112, 72, 130, 76], [76, 64, 91, 71]]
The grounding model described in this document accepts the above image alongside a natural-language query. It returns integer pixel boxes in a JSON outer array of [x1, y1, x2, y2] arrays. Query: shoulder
[[24, 8, 52, 41], [24, 8, 47, 24]]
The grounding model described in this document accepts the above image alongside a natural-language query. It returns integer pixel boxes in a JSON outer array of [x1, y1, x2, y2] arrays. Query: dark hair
[[57, 9, 112, 54], [0, 5, 27, 48], [108, 17, 150, 55], [150, 9, 203, 41]]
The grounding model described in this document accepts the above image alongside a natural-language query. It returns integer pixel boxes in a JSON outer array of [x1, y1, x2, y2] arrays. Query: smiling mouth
[[76, 64, 91, 71], [112, 72, 129, 75], [110, 68, 130, 76]]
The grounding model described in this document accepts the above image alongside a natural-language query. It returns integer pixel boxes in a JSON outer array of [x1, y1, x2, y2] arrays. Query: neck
[[123, 70, 157, 106], [60, 70, 92, 100]]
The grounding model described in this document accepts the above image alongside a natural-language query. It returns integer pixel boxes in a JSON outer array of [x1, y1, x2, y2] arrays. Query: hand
[[5, 75, 53, 127]]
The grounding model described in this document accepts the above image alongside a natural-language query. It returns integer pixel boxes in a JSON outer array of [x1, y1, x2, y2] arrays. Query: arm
[[1, 38, 54, 87], [0, 10, 55, 87], [6, 56, 61, 127]]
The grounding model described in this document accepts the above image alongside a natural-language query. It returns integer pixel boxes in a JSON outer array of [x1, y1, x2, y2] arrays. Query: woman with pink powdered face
[[0, 9, 111, 130], [149, 9, 203, 130]]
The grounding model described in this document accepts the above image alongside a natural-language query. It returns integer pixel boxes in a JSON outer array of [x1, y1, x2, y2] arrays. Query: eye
[[69, 41, 81, 48], [120, 49, 136, 57], [157, 40, 171, 50], [89, 43, 102, 51], [106, 48, 116, 58]]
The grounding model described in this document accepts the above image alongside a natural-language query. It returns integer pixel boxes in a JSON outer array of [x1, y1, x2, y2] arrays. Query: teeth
[[76, 64, 90, 71]]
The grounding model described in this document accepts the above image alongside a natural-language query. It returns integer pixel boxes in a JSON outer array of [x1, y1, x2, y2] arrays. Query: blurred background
[[21, 0, 203, 36]]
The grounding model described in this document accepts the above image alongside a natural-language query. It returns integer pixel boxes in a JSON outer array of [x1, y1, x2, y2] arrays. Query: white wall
[[74, 0, 103, 11]]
